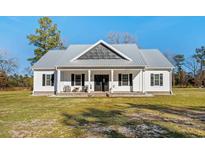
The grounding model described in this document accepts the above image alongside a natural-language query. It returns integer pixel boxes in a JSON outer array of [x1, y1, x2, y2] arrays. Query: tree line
[[0, 51, 33, 89], [171, 47, 205, 87], [106, 31, 205, 87], [0, 17, 205, 89]]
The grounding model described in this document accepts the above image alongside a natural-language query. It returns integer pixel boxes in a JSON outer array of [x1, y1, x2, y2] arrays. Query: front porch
[[56, 68, 144, 95]]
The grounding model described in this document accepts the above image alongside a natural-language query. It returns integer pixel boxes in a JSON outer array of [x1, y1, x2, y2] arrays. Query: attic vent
[[78, 43, 126, 60]]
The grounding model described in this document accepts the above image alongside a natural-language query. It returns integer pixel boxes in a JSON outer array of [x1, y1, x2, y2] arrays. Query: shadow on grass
[[62, 109, 127, 137], [126, 103, 205, 123], [62, 107, 189, 138]]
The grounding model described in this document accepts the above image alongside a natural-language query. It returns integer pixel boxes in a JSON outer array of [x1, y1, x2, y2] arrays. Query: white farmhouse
[[32, 40, 174, 96]]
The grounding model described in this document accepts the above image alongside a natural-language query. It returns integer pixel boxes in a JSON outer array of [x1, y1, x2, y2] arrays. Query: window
[[118, 74, 132, 86], [155, 74, 160, 86], [42, 74, 54, 86], [75, 75, 81, 86], [122, 74, 129, 86], [150, 73, 163, 86], [46, 75, 51, 86], [71, 74, 83, 86]]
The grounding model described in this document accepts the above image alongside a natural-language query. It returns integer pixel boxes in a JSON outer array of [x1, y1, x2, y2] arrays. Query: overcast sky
[[0, 16, 205, 73]]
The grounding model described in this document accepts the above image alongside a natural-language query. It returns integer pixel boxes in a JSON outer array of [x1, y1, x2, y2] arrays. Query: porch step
[[109, 92, 153, 97], [57, 92, 88, 97], [89, 92, 109, 97]]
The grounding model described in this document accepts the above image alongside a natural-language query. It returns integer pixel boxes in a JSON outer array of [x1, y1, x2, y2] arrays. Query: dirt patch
[[67, 122, 170, 138], [9, 119, 57, 137], [124, 123, 168, 137]]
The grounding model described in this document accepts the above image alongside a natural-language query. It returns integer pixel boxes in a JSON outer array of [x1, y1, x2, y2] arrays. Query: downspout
[[142, 65, 147, 94]]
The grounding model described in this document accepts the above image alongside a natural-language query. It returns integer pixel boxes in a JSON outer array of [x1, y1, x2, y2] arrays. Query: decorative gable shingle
[[78, 43, 126, 60]]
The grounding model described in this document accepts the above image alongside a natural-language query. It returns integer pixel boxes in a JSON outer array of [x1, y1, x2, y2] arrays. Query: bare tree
[[184, 56, 199, 76], [107, 32, 136, 44], [123, 32, 136, 44], [0, 71, 7, 89], [24, 66, 33, 77], [107, 32, 120, 44], [0, 51, 18, 75]]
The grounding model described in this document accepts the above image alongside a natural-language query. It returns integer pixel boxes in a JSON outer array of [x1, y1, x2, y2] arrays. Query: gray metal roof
[[32, 50, 65, 69], [140, 49, 174, 69], [32, 42, 174, 70]]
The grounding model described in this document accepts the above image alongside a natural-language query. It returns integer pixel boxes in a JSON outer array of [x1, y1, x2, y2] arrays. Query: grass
[[0, 88, 205, 137]]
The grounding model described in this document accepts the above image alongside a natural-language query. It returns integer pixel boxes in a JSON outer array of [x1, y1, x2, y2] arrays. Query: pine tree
[[194, 46, 205, 73], [27, 17, 64, 65], [173, 54, 185, 86], [173, 54, 185, 73]]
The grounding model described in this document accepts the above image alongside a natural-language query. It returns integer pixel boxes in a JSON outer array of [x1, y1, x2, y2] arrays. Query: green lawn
[[0, 88, 205, 137]]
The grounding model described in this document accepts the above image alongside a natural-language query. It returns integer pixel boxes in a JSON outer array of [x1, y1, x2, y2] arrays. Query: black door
[[94, 75, 109, 91]]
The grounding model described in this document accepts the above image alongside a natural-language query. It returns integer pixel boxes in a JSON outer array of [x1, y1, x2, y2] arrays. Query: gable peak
[[70, 40, 133, 61]]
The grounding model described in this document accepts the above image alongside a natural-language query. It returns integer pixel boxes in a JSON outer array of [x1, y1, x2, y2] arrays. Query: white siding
[[112, 70, 141, 92], [144, 70, 170, 92], [33, 70, 55, 92], [33, 69, 172, 94], [59, 70, 88, 92]]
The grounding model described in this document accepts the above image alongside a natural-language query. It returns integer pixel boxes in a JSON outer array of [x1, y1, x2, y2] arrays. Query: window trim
[[118, 74, 132, 86], [43, 74, 54, 86], [151, 73, 163, 86], [117, 74, 131, 86]]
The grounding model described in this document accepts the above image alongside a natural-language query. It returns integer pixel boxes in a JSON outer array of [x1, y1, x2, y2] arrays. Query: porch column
[[142, 69, 145, 93], [88, 69, 91, 93], [111, 69, 114, 93], [57, 69, 61, 94]]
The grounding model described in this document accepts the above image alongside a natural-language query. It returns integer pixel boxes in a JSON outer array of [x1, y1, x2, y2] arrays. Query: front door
[[94, 75, 109, 91]]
